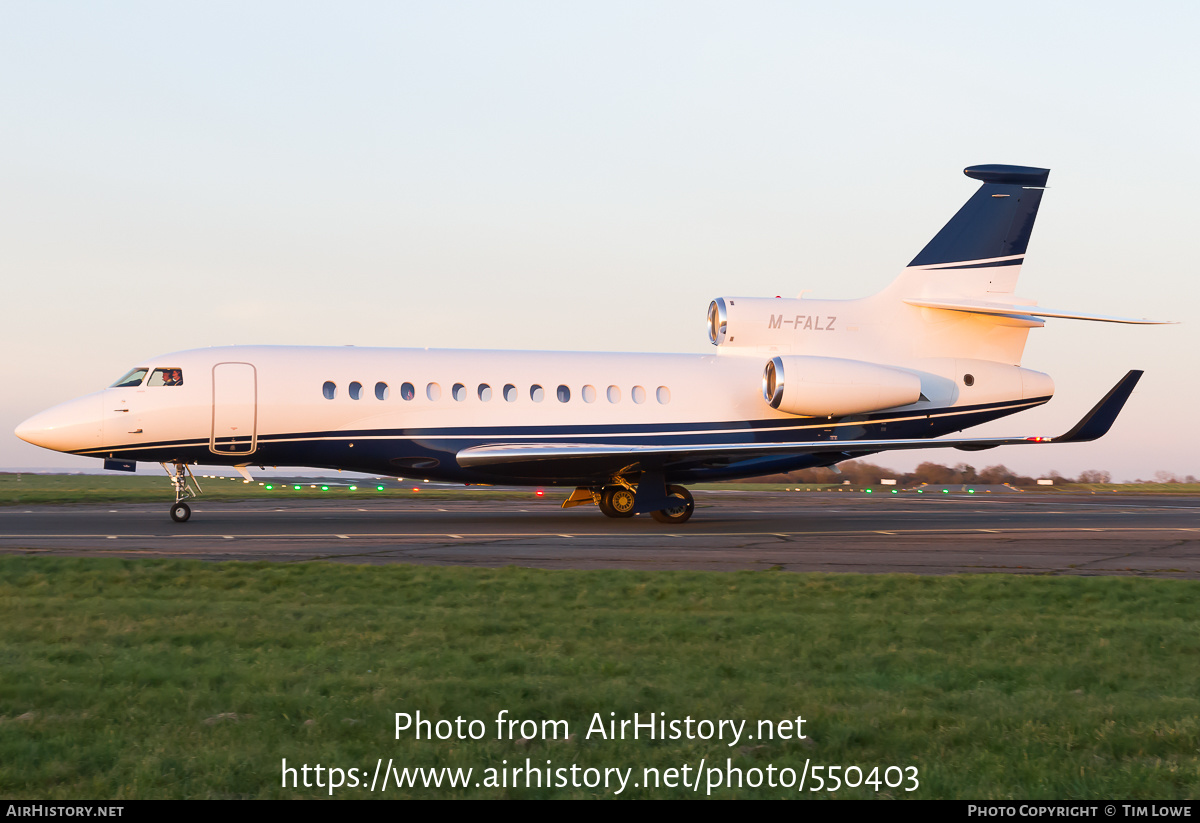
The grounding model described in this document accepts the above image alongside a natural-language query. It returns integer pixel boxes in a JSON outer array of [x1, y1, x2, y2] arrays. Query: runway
[[1, 491, 1198, 577]]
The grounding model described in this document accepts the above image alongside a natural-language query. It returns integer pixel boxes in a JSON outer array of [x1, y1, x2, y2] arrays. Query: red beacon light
[[1026, 436, 1052, 442]]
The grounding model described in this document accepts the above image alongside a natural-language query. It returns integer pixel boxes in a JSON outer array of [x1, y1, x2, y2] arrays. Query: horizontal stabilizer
[[456, 372, 1144, 479], [904, 297, 1175, 325]]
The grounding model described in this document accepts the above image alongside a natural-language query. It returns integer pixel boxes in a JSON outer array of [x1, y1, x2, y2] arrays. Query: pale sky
[[2, 1, 1196, 480]]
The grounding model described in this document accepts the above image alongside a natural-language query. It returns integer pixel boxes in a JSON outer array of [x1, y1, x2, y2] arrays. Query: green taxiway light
[[865, 489, 872, 493], [968, 489, 975, 494], [321, 485, 329, 491], [265, 484, 273, 490], [377, 485, 385, 491], [917, 489, 923, 493], [942, 489, 949, 493], [293, 485, 301, 490], [891, 489, 898, 494], [349, 485, 357, 491]]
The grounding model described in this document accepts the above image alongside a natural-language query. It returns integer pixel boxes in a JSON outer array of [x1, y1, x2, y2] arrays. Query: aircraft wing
[[456, 371, 1143, 477]]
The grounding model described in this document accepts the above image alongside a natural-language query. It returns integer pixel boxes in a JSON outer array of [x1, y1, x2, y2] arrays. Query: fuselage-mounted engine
[[762, 355, 922, 417]]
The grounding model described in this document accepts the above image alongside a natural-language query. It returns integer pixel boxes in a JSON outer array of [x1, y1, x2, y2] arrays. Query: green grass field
[[2, 472, 1197, 506], [0, 473, 551, 505], [1, 557, 1197, 798]]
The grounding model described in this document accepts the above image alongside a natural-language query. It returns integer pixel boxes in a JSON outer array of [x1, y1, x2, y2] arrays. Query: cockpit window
[[110, 368, 148, 388], [147, 368, 184, 387]]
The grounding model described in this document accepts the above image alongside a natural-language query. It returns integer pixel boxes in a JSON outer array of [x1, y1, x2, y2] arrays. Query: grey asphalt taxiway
[[2, 490, 1198, 577]]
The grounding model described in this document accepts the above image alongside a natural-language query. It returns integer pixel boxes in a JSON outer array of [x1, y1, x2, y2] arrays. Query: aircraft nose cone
[[14, 395, 103, 453]]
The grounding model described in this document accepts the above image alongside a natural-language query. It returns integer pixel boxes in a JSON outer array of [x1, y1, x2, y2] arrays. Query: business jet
[[15, 164, 1170, 524]]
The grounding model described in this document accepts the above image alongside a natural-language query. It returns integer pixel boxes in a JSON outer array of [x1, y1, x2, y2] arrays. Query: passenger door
[[210, 362, 257, 455]]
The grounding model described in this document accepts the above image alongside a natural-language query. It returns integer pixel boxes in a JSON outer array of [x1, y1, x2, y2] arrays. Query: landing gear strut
[[163, 461, 202, 523]]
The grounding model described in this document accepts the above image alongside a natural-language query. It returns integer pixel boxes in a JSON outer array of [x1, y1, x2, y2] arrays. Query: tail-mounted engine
[[708, 296, 842, 351], [762, 356, 922, 417]]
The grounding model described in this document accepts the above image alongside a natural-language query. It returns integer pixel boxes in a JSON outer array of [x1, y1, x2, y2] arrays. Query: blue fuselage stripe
[[74, 396, 1049, 485]]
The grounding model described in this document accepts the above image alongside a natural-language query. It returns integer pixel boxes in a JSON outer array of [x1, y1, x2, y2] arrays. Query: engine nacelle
[[708, 295, 844, 352], [762, 356, 922, 417]]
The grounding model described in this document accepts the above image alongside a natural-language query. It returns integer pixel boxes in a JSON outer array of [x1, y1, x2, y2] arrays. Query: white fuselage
[[17, 342, 1053, 485]]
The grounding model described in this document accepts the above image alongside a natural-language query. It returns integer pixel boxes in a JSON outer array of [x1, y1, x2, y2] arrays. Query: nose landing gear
[[162, 461, 202, 523]]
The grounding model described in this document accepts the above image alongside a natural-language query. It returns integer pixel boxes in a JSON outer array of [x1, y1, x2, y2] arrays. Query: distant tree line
[[745, 461, 1197, 486]]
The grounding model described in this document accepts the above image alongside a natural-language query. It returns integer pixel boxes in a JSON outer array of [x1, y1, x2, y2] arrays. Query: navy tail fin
[[908, 164, 1050, 269]]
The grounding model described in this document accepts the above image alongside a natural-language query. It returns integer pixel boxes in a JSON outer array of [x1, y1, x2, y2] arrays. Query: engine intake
[[763, 356, 922, 417]]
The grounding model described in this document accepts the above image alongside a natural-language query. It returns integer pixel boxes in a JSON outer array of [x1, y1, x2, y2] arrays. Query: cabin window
[[452, 383, 467, 402], [110, 368, 148, 388], [349, 381, 363, 400], [323, 381, 337, 400], [632, 385, 646, 404], [401, 382, 415, 401], [557, 384, 571, 403], [375, 382, 389, 400], [426, 382, 441, 401], [963, 374, 975, 386], [147, 368, 184, 387], [503, 384, 517, 402], [656, 386, 671, 404], [582, 385, 596, 403], [478, 383, 492, 401], [607, 385, 621, 403], [530, 384, 544, 402]]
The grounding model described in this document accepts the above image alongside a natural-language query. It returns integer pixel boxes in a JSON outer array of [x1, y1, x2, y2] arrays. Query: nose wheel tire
[[651, 485, 694, 524], [170, 502, 191, 523], [600, 486, 637, 518]]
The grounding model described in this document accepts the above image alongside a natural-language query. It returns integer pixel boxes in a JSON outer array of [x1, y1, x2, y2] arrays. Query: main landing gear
[[649, 485, 695, 524], [564, 480, 695, 524], [162, 461, 202, 523]]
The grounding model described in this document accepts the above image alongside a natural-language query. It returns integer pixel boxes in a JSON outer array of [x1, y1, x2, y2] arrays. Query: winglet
[[1052, 370, 1143, 443]]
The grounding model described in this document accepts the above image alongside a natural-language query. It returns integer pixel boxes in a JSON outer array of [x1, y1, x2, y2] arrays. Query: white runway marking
[[2, 527, 1197, 541]]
